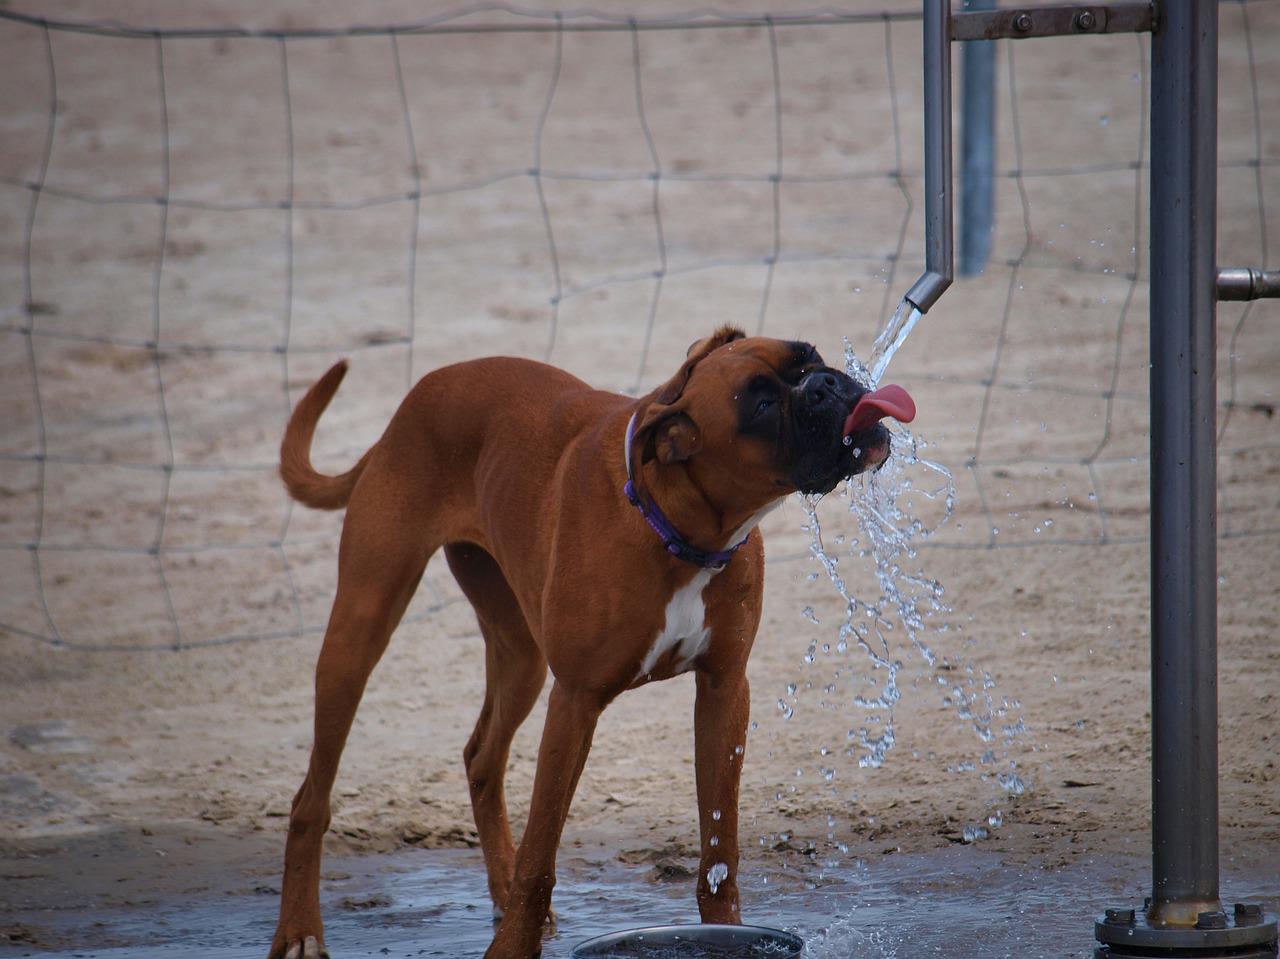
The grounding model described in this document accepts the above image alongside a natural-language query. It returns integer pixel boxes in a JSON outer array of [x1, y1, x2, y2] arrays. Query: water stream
[[866, 297, 923, 387]]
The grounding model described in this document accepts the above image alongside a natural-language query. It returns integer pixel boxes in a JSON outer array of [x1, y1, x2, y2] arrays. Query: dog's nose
[[800, 370, 842, 408]]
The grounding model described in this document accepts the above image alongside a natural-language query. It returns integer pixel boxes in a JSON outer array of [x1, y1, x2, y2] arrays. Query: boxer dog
[[269, 326, 914, 959]]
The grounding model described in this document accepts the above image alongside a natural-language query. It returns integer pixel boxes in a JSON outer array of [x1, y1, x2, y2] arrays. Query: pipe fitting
[[1217, 267, 1280, 301]]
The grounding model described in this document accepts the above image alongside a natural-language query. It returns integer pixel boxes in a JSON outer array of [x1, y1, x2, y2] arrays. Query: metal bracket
[[952, 3, 1155, 42], [1217, 267, 1280, 302]]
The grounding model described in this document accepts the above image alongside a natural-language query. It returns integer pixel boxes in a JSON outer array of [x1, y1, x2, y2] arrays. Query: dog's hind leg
[[269, 514, 432, 959], [445, 542, 548, 921]]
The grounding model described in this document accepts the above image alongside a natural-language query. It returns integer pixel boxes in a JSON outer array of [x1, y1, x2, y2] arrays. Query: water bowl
[[571, 923, 803, 959]]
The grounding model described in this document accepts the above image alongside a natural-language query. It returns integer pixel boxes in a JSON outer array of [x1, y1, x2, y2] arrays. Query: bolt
[[1013, 12, 1033, 33], [1234, 903, 1264, 925], [1075, 10, 1096, 31], [1105, 908, 1136, 925], [1196, 911, 1228, 930]]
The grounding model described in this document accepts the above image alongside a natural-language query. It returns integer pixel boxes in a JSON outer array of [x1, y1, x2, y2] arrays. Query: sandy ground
[[1, 1, 1278, 954]]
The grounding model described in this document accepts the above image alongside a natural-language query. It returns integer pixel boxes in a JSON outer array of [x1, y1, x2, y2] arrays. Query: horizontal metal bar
[[952, 3, 1155, 42], [0, 8, 922, 41], [1217, 267, 1280, 301]]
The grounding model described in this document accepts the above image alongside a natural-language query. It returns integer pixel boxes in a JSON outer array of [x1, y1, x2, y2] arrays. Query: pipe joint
[[1217, 267, 1280, 301]]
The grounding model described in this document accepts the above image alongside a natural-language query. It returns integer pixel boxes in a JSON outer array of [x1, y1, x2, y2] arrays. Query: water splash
[[791, 332, 1027, 787], [802, 918, 899, 959]]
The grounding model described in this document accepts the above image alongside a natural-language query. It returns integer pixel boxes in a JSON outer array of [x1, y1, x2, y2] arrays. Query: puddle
[[6, 844, 1276, 959]]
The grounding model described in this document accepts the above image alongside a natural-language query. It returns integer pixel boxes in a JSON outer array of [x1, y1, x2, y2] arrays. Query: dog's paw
[[277, 935, 330, 959]]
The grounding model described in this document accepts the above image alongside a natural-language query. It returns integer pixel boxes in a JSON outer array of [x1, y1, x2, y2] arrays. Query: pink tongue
[[842, 384, 917, 437]]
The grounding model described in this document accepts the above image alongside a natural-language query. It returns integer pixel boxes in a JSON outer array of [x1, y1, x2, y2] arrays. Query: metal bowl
[[571, 922, 804, 958]]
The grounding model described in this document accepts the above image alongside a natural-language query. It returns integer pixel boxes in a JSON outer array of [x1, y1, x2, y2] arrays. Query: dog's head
[[633, 326, 913, 499]]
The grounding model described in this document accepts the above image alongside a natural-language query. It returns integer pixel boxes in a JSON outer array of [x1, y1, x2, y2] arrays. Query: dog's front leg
[[484, 681, 601, 959], [693, 668, 750, 924]]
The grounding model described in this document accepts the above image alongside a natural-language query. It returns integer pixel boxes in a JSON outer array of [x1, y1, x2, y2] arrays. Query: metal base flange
[[1095, 906, 1278, 958]]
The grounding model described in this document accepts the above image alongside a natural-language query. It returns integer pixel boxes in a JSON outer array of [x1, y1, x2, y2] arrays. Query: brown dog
[[268, 326, 911, 959]]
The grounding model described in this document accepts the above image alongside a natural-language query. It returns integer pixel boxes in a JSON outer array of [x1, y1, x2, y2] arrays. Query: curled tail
[[280, 360, 372, 510]]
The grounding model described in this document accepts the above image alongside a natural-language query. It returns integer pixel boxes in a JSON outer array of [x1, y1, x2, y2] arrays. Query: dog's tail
[[280, 360, 372, 510]]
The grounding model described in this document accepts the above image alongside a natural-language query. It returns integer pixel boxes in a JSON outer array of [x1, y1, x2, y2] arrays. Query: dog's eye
[[754, 397, 775, 417]]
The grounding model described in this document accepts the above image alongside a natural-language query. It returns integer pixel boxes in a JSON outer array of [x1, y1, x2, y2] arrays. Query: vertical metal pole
[[904, 0, 953, 314], [959, 0, 995, 277], [1148, 0, 1220, 928], [1101, 3, 1273, 952]]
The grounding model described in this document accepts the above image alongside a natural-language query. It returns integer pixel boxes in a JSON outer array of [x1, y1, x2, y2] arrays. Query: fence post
[[959, 0, 995, 276]]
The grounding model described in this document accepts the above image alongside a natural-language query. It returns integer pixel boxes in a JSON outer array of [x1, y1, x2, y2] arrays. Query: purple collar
[[623, 412, 750, 570]]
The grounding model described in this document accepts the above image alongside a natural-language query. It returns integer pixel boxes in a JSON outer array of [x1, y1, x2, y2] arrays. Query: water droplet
[[997, 772, 1027, 796], [706, 862, 729, 894]]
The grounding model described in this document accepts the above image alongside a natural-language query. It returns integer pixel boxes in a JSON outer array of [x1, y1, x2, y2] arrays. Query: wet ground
[[3, 825, 1277, 959]]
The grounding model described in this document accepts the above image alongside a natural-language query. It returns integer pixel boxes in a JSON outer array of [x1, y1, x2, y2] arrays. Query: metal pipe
[[1148, 0, 1220, 928], [904, 0, 953, 313], [1217, 267, 1280, 301]]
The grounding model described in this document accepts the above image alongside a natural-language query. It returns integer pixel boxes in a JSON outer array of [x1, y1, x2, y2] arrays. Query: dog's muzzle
[[789, 373, 916, 493]]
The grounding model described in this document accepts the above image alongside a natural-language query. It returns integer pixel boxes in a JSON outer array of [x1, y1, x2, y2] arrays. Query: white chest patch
[[639, 568, 714, 679], [635, 500, 781, 682]]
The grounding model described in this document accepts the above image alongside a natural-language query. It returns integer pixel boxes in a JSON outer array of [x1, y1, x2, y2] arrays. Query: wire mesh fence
[[0, 3, 1276, 651]]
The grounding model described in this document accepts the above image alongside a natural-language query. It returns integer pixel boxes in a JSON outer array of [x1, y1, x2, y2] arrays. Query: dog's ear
[[644, 411, 701, 465], [655, 325, 746, 405], [632, 325, 742, 466], [686, 324, 746, 359]]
